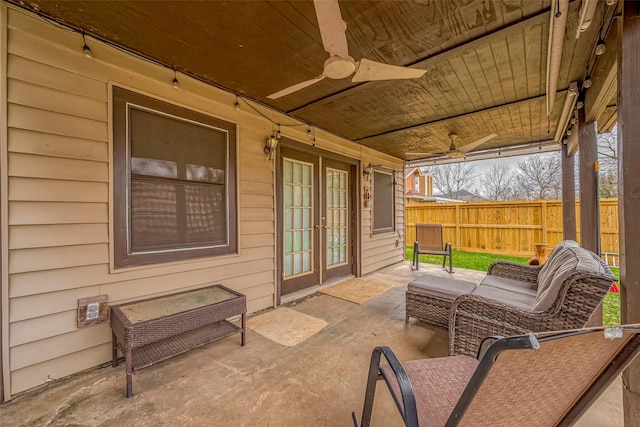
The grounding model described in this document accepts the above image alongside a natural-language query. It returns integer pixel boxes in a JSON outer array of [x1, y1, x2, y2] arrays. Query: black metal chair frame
[[353, 327, 640, 427]]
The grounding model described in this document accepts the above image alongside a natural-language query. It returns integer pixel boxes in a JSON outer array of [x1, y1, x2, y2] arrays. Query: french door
[[278, 148, 355, 296]]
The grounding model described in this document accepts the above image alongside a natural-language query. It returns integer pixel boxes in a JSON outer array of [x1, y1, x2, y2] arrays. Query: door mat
[[319, 278, 391, 304], [247, 307, 328, 347]]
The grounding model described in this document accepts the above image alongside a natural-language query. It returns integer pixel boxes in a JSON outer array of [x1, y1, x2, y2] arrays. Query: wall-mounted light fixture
[[264, 130, 281, 160]]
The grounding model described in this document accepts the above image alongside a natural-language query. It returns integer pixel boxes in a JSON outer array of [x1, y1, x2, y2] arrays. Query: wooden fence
[[406, 199, 620, 261]]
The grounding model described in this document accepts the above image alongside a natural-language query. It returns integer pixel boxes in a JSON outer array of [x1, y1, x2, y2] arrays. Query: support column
[[578, 108, 600, 255], [578, 108, 601, 327], [561, 143, 576, 241], [619, 2, 640, 424]]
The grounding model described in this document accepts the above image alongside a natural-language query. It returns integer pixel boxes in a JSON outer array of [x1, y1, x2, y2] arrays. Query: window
[[372, 169, 395, 234], [113, 87, 237, 268], [414, 176, 420, 193]]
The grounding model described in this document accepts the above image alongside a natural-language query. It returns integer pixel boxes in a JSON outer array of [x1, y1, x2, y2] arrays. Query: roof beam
[[355, 92, 558, 143], [406, 139, 559, 167]]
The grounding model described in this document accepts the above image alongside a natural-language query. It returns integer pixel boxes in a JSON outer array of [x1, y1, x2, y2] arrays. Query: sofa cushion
[[471, 284, 537, 310], [480, 274, 538, 292], [533, 245, 607, 311], [408, 275, 477, 301]]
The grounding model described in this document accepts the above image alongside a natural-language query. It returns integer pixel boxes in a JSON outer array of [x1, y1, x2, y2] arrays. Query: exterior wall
[[0, 5, 404, 398], [361, 167, 406, 274]]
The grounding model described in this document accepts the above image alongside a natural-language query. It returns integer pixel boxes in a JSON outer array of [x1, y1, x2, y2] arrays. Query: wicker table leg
[[241, 313, 246, 346], [125, 350, 133, 398], [112, 332, 118, 368]]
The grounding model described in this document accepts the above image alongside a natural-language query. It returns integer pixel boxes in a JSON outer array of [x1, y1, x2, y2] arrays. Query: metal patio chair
[[353, 325, 640, 427], [412, 224, 453, 273]]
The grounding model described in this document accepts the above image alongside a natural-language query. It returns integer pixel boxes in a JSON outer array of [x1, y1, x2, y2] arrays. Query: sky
[[464, 154, 530, 174]]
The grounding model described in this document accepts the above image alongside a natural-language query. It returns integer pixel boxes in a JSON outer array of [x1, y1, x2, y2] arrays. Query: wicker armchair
[[449, 252, 617, 357]]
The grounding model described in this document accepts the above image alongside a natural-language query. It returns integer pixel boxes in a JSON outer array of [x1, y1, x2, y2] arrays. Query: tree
[[513, 153, 562, 200], [479, 163, 516, 200], [597, 127, 618, 198], [597, 127, 617, 173], [427, 162, 478, 200]]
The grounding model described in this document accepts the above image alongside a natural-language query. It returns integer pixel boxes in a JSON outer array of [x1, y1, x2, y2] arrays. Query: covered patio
[[0, 262, 622, 426], [0, 0, 639, 424]]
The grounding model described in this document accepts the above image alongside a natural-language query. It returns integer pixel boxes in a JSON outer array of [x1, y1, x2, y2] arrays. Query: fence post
[[455, 204, 461, 250], [541, 201, 547, 243]]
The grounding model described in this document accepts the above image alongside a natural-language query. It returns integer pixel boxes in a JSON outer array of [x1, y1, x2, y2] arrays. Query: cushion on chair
[[380, 355, 478, 426], [408, 275, 477, 300], [533, 245, 608, 311], [472, 284, 537, 310], [479, 274, 538, 292]]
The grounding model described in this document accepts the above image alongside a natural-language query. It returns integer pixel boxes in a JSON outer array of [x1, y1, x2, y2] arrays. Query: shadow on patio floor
[[0, 262, 622, 426]]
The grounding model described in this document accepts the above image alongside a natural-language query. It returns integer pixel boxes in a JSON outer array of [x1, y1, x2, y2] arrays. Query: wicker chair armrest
[[487, 261, 541, 285], [448, 294, 543, 357]]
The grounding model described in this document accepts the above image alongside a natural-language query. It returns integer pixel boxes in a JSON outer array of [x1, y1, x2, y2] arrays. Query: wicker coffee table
[[110, 285, 246, 397]]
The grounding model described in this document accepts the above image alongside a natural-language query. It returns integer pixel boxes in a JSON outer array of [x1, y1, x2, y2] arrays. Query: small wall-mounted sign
[[77, 295, 109, 328]]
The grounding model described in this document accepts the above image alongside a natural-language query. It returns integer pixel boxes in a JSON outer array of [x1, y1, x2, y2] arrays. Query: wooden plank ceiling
[[14, 0, 607, 161]]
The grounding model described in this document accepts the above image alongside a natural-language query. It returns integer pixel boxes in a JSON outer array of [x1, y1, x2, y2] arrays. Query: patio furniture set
[[350, 226, 631, 426], [407, 233, 616, 357]]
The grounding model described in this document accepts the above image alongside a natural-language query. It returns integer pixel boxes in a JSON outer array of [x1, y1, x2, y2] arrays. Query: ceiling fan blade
[[352, 58, 427, 83], [313, 0, 349, 58], [457, 133, 498, 154], [267, 75, 326, 99]]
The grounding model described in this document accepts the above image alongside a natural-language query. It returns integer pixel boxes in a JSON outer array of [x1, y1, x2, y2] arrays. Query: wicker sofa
[[448, 240, 616, 357]]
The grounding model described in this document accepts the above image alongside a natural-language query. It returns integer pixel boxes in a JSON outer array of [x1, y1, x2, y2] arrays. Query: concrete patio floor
[[0, 262, 622, 426]]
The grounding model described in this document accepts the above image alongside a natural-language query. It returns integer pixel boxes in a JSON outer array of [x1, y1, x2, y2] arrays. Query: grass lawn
[[407, 247, 621, 326]]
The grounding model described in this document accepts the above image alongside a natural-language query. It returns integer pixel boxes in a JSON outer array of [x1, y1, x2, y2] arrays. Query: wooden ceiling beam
[[354, 91, 561, 143], [288, 7, 551, 115]]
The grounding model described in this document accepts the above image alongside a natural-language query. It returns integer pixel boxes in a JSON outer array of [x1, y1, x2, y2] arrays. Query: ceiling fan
[[407, 133, 498, 159], [267, 0, 427, 99]]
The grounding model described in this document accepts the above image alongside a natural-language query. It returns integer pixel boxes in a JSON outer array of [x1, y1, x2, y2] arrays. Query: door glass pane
[[285, 254, 293, 277], [284, 231, 293, 253], [283, 158, 314, 278], [294, 208, 302, 229], [326, 168, 348, 268], [293, 253, 302, 275], [284, 161, 293, 184], [302, 207, 311, 228]]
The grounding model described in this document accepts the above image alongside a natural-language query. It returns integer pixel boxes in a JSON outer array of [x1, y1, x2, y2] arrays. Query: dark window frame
[[113, 87, 237, 268], [372, 168, 395, 235]]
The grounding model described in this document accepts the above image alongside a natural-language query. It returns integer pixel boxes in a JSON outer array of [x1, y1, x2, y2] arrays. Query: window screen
[[113, 87, 237, 268], [373, 170, 394, 234]]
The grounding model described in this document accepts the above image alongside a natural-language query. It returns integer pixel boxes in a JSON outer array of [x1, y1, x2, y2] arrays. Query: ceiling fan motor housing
[[323, 55, 356, 79]]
